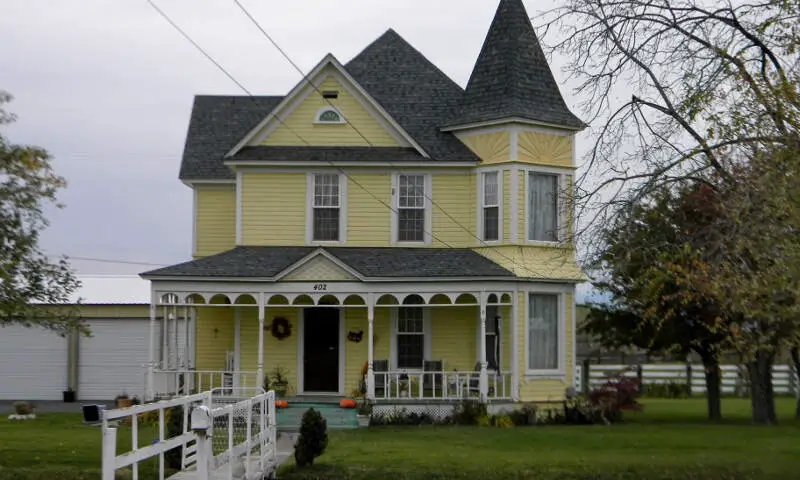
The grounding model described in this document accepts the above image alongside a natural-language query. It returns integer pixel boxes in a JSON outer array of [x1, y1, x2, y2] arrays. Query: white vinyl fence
[[575, 363, 799, 396]]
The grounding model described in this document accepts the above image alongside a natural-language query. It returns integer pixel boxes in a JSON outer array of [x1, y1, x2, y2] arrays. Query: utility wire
[[230, 0, 543, 276], [145, 0, 460, 251], [54, 255, 169, 267]]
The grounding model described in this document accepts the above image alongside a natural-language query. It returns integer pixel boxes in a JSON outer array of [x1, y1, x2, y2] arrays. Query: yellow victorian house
[[141, 0, 586, 410]]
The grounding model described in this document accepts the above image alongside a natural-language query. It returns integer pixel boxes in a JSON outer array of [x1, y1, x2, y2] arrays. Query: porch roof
[[140, 246, 515, 280]]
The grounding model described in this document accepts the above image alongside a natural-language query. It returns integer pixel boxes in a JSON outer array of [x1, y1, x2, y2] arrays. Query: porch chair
[[423, 360, 443, 397], [468, 362, 481, 397], [373, 359, 389, 398]]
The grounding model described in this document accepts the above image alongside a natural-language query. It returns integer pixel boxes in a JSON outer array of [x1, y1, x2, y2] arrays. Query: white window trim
[[477, 169, 503, 244], [313, 106, 347, 125], [305, 173, 348, 245], [523, 166, 571, 246], [523, 291, 566, 378], [390, 173, 432, 245], [389, 306, 432, 371]]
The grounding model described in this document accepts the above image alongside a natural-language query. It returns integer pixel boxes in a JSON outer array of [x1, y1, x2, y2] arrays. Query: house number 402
[[312, 283, 328, 291]]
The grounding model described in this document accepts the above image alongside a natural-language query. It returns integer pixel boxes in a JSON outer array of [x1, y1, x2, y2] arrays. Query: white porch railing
[[374, 371, 513, 401], [101, 392, 212, 480], [102, 390, 277, 480], [153, 370, 260, 398]]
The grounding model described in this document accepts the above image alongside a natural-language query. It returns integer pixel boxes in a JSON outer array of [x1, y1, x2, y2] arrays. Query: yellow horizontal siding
[[262, 76, 400, 147], [517, 292, 574, 402], [432, 174, 475, 247], [241, 173, 305, 246], [458, 132, 510, 164], [431, 307, 477, 371], [344, 308, 368, 395], [475, 245, 584, 281], [517, 131, 573, 167], [346, 174, 391, 246], [239, 307, 299, 392], [195, 187, 236, 257], [195, 308, 234, 372]]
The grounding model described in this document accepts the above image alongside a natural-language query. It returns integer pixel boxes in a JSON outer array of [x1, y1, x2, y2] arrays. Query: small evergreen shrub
[[509, 403, 538, 426], [295, 408, 328, 467]]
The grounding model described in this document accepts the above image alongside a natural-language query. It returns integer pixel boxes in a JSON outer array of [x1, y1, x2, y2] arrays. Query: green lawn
[[0, 398, 797, 479], [279, 398, 800, 480]]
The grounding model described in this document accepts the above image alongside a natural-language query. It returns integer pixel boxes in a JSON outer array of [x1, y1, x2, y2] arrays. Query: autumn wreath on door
[[269, 317, 292, 340]]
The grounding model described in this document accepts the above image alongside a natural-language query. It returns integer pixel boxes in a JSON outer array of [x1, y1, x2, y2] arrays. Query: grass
[[278, 398, 800, 480], [0, 398, 797, 479]]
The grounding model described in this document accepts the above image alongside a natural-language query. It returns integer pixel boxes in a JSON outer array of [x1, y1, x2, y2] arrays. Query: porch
[[147, 287, 519, 404]]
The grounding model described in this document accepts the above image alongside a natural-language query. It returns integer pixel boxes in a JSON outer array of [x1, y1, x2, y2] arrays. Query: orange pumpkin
[[339, 399, 357, 409], [275, 400, 288, 409]]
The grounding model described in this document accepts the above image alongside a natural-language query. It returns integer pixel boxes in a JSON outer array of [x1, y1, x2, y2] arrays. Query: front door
[[303, 308, 340, 393]]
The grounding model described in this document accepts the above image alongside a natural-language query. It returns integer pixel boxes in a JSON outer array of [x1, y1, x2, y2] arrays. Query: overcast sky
[[0, 0, 591, 280]]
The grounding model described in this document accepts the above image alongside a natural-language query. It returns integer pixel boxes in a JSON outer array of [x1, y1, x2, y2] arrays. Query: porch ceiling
[[141, 246, 515, 281]]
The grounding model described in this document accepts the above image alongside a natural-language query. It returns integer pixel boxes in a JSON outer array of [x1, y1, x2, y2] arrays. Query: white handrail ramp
[[102, 390, 278, 480]]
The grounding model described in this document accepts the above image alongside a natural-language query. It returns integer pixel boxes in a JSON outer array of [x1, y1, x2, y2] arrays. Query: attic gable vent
[[322, 90, 339, 99]]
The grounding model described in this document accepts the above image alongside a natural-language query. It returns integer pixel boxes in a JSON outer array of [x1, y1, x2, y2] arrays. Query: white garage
[[0, 325, 67, 400], [78, 318, 151, 400]]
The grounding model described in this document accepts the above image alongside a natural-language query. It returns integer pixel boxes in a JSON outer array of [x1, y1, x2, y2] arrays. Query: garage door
[[79, 319, 150, 400], [0, 325, 67, 400]]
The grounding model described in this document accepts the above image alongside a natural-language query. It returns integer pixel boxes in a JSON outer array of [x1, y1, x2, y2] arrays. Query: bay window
[[482, 171, 500, 241], [528, 172, 560, 242]]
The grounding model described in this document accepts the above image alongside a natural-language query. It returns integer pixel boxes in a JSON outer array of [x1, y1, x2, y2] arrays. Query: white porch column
[[510, 291, 520, 401], [257, 293, 265, 389], [183, 306, 191, 370], [161, 305, 168, 370], [233, 308, 241, 389], [146, 297, 157, 401], [479, 292, 489, 402], [367, 295, 375, 400]]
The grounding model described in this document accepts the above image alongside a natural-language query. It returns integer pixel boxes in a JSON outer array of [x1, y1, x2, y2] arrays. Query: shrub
[[509, 403, 538, 426], [12, 401, 34, 415], [494, 414, 514, 428], [588, 370, 642, 422], [370, 409, 438, 426], [295, 408, 328, 467], [450, 400, 487, 426]]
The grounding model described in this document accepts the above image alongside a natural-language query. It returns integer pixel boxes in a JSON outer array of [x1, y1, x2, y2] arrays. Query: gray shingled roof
[[141, 247, 514, 279], [227, 146, 427, 164], [180, 96, 282, 181], [445, 0, 585, 129], [344, 30, 480, 162]]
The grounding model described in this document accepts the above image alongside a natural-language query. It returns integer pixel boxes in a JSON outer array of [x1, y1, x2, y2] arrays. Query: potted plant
[[356, 400, 372, 428], [115, 392, 133, 409], [62, 388, 76, 403], [270, 366, 290, 398], [398, 374, 410, 398], [9, 401, 36, 420]]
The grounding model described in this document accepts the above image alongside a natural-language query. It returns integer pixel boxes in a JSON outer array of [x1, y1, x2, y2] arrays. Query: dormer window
[[314, 107, 346, 124]]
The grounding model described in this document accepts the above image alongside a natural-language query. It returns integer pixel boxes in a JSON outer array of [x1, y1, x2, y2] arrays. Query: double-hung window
[[311, 173, 342, 242], [397, 306, 425, 369], [482, 171, 500, 241], [527, 294, 560, 372], [528, 172, 560, 242], [396, 174, 428, 243]]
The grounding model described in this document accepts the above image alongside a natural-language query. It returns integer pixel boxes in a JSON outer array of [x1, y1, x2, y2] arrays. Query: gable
[[457, 131, 511, 164], [517, 131, 572, 167], [281, 254, 359, 282]]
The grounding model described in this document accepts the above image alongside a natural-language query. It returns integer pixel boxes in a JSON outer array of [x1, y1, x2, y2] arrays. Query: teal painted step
[[277, 403, 357, 431]]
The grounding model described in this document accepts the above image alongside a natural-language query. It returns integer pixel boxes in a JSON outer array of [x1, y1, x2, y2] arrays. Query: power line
[[146, 0, 460, 251], [54, 255, 169, 267], [230, 0, 542, 276]]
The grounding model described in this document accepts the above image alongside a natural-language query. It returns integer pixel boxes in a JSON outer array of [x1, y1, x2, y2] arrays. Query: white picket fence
[[575, 363, 799, 396], [101, 390, 277, 480]]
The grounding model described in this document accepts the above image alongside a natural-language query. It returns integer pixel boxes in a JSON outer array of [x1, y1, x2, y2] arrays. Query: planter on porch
[[357, 415, 370, 428]]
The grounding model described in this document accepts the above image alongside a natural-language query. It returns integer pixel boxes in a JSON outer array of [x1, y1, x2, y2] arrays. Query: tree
[[0, 91, 82, 336], [541, 0, 800, 424], [584, 182, 730, 420], [294, 408, 328, 467]]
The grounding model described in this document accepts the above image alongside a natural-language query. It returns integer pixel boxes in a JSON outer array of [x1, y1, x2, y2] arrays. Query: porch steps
[[277, 402, 357, 431]]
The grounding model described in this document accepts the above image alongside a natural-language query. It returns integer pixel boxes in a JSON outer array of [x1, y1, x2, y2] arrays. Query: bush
[[370, 409, 439, 426], [493, 414, 514, 428], [295, 408, 328, 467], [642, 381, 690, 399], [450, 400, 487, 426], [588, 370, 642, 422], [508, 403, 538, 426]]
